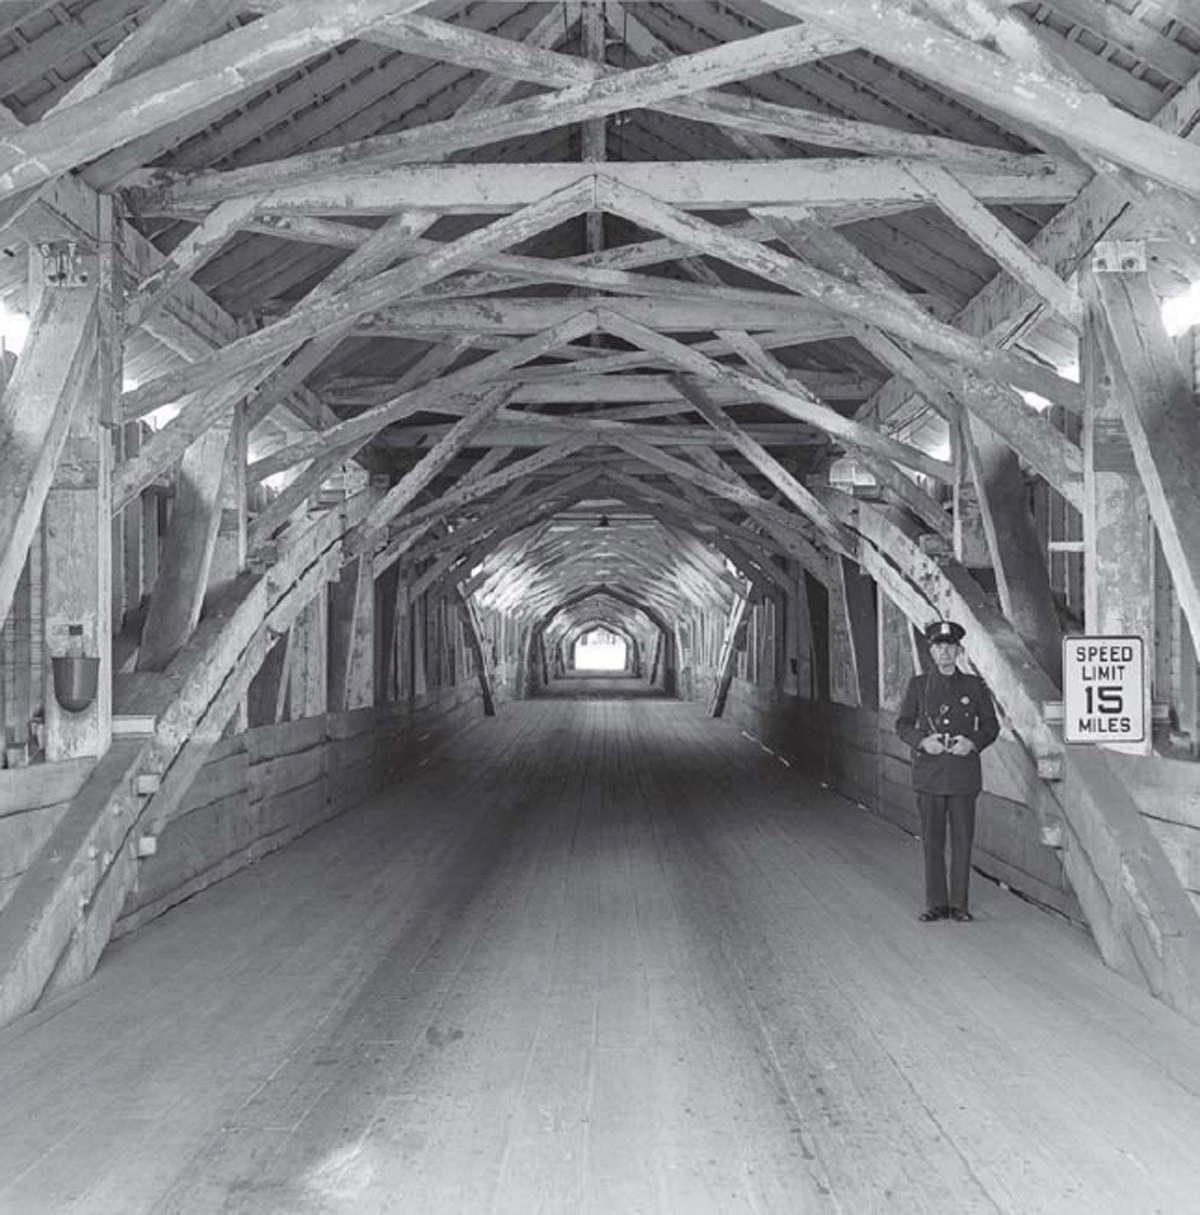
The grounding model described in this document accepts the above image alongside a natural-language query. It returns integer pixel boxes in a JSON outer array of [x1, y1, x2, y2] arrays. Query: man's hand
[[949, 735, 976, 756], [920, 734, 946, 754]]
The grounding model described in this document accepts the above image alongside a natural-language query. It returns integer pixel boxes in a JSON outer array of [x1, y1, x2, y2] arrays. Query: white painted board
[[1063, 635, 1145, 744]]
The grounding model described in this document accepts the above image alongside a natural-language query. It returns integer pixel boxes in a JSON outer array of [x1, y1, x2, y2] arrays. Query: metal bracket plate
[[1093, 240, 1147, 274], [37, 240, 96, 288]]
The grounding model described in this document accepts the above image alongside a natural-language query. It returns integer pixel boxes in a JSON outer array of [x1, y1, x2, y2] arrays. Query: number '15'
[[1084, 685, 1122, 713]]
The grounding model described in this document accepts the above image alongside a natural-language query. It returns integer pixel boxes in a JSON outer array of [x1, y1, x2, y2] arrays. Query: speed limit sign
[[1062, 636, 1145, 744]]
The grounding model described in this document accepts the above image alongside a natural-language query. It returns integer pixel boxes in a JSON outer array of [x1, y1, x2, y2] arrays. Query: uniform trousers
[[917, 793, 977, 911]]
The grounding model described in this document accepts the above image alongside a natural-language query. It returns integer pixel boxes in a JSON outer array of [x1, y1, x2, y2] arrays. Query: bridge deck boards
[[2, 697, 1200, 1213]]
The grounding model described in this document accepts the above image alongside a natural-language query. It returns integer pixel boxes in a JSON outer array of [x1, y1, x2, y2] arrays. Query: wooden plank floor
[[535, 674, 667, 699], [4, 698, 1200, 1214]]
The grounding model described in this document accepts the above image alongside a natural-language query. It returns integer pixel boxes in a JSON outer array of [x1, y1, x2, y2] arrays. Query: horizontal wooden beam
[[127, 21, 856, 201], [251, 1, 1060, 177], [249, 311, 598, 482], [380, 418, 825, 449], [129, 157, 1090, 215], [123, 178, 596, 422], [599, 178, 1082, 413], [329, 369, 877, 408], [362, 296, 847, 339]]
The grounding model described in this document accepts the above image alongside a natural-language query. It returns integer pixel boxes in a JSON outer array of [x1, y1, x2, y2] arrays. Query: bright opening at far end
[[574, 629, 627, 672]]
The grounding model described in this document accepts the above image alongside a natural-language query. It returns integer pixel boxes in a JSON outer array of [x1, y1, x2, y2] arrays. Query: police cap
[[924, 619, 965, 645]]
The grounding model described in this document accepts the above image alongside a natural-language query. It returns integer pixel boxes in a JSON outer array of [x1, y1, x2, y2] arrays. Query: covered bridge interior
[[5, 0, 1200, 1210]]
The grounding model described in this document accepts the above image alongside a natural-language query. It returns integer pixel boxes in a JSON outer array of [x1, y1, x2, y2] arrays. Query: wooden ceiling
[[1, 0, 1197, 628]]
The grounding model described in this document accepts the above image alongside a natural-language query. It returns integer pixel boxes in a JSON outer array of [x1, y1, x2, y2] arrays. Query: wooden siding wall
[[677, 539, 1200, 926], [0, 756, 91, 916], [2, 413, 161, 769], [115, 687, 485, 939], [1105, 750, 1200, 920], [722, 682, 1084, 922], [679, 566, 1085, 921], [107, 564, 497, 930], [2, 507, 499, 936], [0, 534, 43, 766], [1027, 329, 1200, 752]]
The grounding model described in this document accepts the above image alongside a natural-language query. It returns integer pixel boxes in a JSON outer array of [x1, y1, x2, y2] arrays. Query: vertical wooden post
[[248, 630, 290, 726], [582, 0, 606, 256], [329, 555, 375, 712], [838, 555, 879, 709], [141, 469, 161, 603], [709, 591, 751, 717], [1081, 266, 1154, 754], [101, 198, 125, 633], [794, 569, 816, 699], [412, 592, 428, 697], [36, 229, 110, 761], [662, 627, 677, 696], [455, 589, 495, 716], [288, 590, 328, 718], [392, 568, 410, 701], [373, 561, 398, 705], [952, 416, 990, 571], [1176, 599, 1199, 753], [965, 414, 1063, 683], [2, 291, 35, 761], [206, 400, 247, 606], [110, 431, 125, 636], [136, 422, 234, 671], [771, 593, 787, 692], [827, 566, 859, 707], [878, 592, 917, 711], [119, 420, 144, 628]]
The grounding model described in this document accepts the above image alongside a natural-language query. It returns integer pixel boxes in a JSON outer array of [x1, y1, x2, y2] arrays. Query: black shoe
[[919, 906, 948, 922], [948, 908, 974, 922]]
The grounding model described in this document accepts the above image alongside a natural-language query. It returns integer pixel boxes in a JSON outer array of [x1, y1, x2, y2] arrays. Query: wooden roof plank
[[127, 20, 850, 201], [0, 0, 438, 202], [1028, 0, 1198, 84], [768, 0, 1200, 199]]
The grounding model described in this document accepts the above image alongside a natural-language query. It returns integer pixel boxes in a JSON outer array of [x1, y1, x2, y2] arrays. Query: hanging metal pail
[[52, 655, 100, 713]]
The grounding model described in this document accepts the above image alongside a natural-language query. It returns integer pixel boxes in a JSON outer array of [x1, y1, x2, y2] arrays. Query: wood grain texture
[[2, 698, 1200, 1212]]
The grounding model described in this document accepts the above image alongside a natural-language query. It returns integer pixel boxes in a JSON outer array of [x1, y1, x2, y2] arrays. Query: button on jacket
[[895, 669, 1000, 795]]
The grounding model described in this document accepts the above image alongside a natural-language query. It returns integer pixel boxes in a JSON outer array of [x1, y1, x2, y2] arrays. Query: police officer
[[895, 620, 999, 923]]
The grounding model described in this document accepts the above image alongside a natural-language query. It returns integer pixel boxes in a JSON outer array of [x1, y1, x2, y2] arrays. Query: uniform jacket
[[895, 668, 1000, 795]]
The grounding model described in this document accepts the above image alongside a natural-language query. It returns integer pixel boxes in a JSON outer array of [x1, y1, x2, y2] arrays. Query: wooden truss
[[2, 0, 1200, 1025]]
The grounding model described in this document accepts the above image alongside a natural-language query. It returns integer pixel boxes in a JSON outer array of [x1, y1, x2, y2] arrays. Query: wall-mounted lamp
[[51, 623, 99, 713]]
